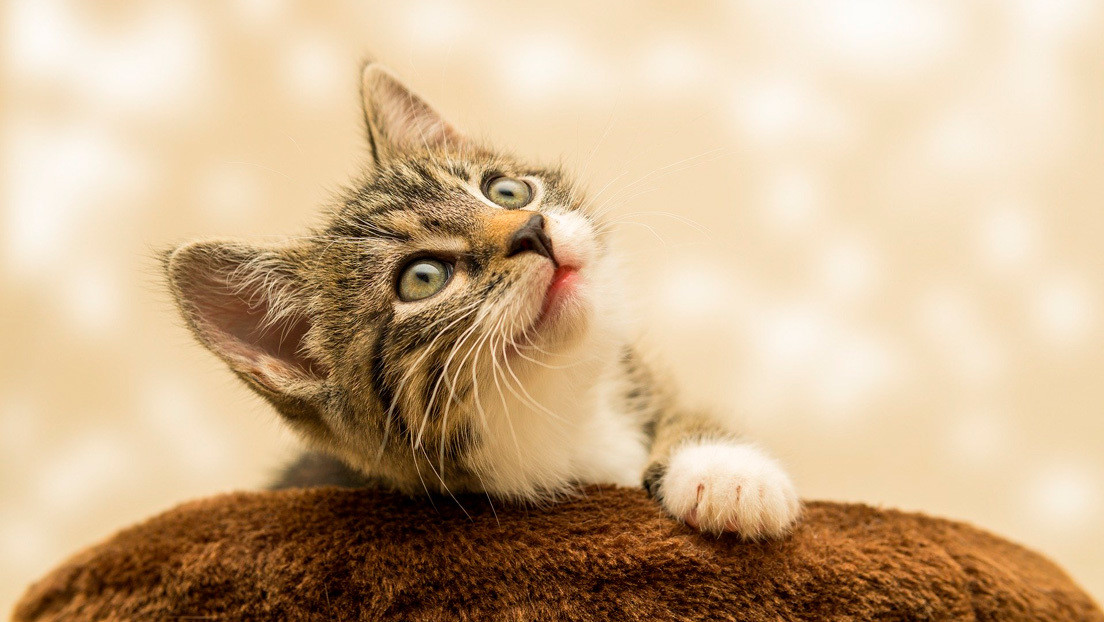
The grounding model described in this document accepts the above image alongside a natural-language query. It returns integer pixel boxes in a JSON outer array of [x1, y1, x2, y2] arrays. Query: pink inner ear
[[184, 259, 324, 384], [369, 69, 458, 150]]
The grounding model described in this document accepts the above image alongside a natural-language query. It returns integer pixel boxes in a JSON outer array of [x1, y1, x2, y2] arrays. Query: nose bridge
[[484, 209, 539, 250]]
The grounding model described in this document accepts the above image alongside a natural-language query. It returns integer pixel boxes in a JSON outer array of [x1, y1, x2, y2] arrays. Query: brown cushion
[[13, 487, 1103, 621]]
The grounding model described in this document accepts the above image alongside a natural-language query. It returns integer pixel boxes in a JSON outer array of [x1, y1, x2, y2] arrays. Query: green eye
[[397, 258, 452, 301], [483, 176, 533, 208]]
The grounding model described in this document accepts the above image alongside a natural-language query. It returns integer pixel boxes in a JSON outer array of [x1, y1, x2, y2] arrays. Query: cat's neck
[[463, 330, 647, 500]]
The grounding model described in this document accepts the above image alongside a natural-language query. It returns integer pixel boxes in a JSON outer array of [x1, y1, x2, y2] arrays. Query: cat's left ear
[[360, 62, 463, 164], [164, 241, 332, 439]]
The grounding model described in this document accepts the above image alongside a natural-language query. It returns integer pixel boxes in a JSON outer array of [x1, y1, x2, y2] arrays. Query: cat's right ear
[[360, 62, 462, 165], [164, 241, 331, 437]]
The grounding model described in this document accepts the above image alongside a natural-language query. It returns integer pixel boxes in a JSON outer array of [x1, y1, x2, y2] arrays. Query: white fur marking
[[660, 441, 801, 538]]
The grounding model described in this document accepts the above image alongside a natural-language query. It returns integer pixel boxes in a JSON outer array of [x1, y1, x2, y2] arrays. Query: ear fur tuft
[[360, 62, 462, 164]]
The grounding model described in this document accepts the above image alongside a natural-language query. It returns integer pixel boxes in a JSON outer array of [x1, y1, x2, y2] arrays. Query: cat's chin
[[509, 268, 593, 357]]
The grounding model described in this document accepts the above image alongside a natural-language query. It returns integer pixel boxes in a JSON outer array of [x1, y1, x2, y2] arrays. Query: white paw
[[658, 441, 801, 539]]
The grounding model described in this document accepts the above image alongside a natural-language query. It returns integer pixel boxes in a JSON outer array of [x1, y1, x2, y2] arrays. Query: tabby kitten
[[165, 64, 800, 538]]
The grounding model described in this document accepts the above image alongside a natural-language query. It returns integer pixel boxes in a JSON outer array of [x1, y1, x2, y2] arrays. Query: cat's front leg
[[645, 440, 800, 538]]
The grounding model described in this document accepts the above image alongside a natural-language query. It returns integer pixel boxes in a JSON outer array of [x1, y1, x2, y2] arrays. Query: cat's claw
[[658, 441, 801, 539]]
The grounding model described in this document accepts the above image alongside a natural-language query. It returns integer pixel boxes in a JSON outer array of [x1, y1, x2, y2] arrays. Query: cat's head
[[165, 64, 619, 492]]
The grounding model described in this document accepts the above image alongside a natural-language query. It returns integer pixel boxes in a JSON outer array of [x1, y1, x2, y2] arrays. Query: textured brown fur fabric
[[13, 487, 1102, 621]]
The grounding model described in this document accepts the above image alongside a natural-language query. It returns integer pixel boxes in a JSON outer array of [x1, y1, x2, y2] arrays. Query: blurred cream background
[[2, 0, 1103, 611]]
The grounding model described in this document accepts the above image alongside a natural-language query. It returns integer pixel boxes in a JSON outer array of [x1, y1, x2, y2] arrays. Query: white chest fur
[[466, 348, 648, 500]]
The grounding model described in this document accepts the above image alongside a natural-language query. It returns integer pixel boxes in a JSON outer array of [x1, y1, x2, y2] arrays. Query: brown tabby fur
[[164, 63, 735, 501]]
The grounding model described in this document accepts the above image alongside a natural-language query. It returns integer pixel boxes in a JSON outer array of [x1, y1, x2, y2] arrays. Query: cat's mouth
[[540, 265, 580, 319], [509, 261, 584, 353]]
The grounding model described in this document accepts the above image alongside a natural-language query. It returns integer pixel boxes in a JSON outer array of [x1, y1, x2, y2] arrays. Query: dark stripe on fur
[[370, 313, 412, 446]]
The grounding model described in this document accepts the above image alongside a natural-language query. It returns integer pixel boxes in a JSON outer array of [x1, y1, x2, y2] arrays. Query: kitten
[[165, 63, 801, 538]]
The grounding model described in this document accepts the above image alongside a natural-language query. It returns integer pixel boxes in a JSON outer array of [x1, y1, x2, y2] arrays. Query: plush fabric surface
[[13, 487, 1103, 621]]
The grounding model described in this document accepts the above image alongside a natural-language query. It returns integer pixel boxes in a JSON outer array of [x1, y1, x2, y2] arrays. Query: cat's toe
[[658, 441, 801, 539]]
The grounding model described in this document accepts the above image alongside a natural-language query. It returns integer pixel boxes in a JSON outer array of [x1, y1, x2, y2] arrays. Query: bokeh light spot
[[1032, 275, 1097, 348], [1027, 464, 1101, 532]]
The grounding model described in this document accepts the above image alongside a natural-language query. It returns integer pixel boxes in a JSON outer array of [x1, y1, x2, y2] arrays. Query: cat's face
[[322, 148, 605, 372], [166, 65, 617, 492]]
